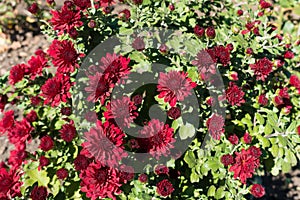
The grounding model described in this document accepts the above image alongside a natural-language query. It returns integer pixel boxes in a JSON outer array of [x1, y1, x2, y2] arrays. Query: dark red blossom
[[27, 55, 48, 80], [248, 146, 262, 158], [258, 94, 268, 106], [206, 114, 225, 140], [30, 186, 48, 200], [132, 37, 145, 51], [81, 120, 127, 166], [50, 5, 83, 35], [221, 154, 234, 166], [226, 82, 245, 106], [250, 57, 273, 81], [290, 75, 300, 89], [243, 132, 252, 144], [80, 162, 122, 200], [72, 0, 91, 10], [7, 119, 32, 146], [0, 110, 14, 134], [260, 0, 272, 9], [133, 0, 143, 5], [139, 119, 175, 159], [159, 43, 168, 54], [132, 95, 143, 105], [138, 174, 148, 183], [169, 4, 175, 11], [39, 136, 54, 152], [104, 96, 137, 128], [237, 9, 243, 16], [26, 110, 37, 123], [0, 95, 7, 112], [157, 70, 197, 107], [194, 25, 205, 37], [230, 71, 238, 81], [214, 45, 231, 66], [48, 39, 80, 73], [74, 155, 89, 171], [0, 167, 22, 199], [60, 123, 76, 142], [156, 179, 174, 197], [297, 126, 300, 135], [167, 107, 181, 120], [119, 165, 134, 184], [284, 51, 294, 59], [39, 156, 50, 168], [274, 96, 284, 106], [88, 20, 97, 28], [246, 48, 253, 55], [250, 184, 265, 198], [9, 64, 26, 85], [228, 134, 239, 145], [226, 43, 234, 51], [61, 107, 72, 116], [206, 26, 216, 39], [28, 3, 39, 14], [154, 165, 169, 175], [229, 148, 260, 184], [41, 73, 72, 107], [56, 168, 68, 180], [192, 49, 216, 79], [119, 9, 131, 20], [31, 96, 42, 106], [279, 87, 289, 99], [8, 147, 27, 168]]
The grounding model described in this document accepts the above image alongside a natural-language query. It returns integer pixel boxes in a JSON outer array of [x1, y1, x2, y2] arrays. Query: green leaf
[[286, 121, 297, 133], [265, 123, 273, 135], [255, 113, 265, 125], [207, 159, 221, 172], [215, 186, 225, 199], [190, 168, 199, 183], [184, 151, 197, 168], [26, 168, 50, 186], [207, 185, 216, 197], [179, 122, 195, 140]]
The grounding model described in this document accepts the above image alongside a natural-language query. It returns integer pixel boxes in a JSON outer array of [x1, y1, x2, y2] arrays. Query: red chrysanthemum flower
[[156, 179, 174, 197], [48, 39, 80, 73], [167, 107, 181, 120], [0, 94, 8, 112], [30, 186, 48, 200], [194, 25, 205, 37], [206, 26, 216, 39], [297, 125, 300, 135], [229, 148, 260, 184], [248, 146, 262, 158], [81, 120, 127, 166], [85, 73, 112, 104], [119, 165, 134, 184], [139, 119, 175, 159], [80, 161, 122, 200], [228, 134, 239, 145], [8, 147, 27, 168], [39, 156, 50, 168], [61, 107, 72, 116], [40, 73, 72, 107], [214, 45, 231, 66], [104, 96, 137, 128], [250, 184, 265, 198], [7, 119, 32, 146], [119, 9, 131, 20], [221, 154, 234, 166], [157, 70, 197, 107], [154, 164, 169, 175], [243, 132, 252, 144], [260, 0, 272, 9], [132, 37, 145, 51], [290, 75, 300, 89], [138, 174, 148, 183], [250, 57, 273, 81], [284, 51, 294, 59], [27, 55, 48, 80], [100, 53, 131, 82], [59, 123, 77, 142], [206, 114, 225, 140], [0, 110, 15, 134], [226, 82, 245, 106], [74, 154, 90, 171], [26, 110, 38, 123], [0, 167, 22, 199], [132, 95, 143, 105], [39, 136, 54, 152], [50, 5, 83, 35], [30, 96, 42, 106], [97, 0, 115, 7], [72, 0, 91, 10], [258, 94, 268, 106], [56, 168, 68, 180], [9, 64, 26, 85], [191, 49, 216, 79]]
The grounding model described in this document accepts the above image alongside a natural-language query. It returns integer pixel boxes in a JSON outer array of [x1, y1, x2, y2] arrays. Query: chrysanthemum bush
[[0, 0, 300, 199]]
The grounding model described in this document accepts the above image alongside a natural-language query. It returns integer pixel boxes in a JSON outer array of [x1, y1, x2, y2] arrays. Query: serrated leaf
[[184, 151, 197, 168]]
